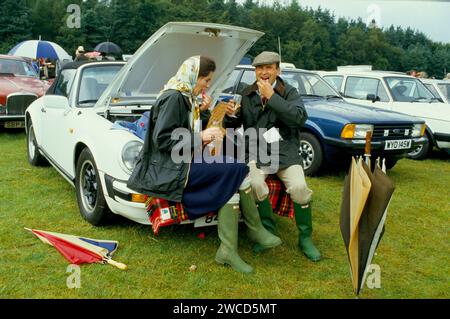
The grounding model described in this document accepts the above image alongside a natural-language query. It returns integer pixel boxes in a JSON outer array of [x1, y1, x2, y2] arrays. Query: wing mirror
[[43, 95, 70, 109], [366, 94, 380, 103]]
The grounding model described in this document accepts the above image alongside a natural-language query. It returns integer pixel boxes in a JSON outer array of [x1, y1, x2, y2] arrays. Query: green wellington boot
[[252, 197, 279, 253], [215, 204, 254, 273], [257, 198, 279, 235], [294, 202, 321, 262], [239, 188, 282, 249]]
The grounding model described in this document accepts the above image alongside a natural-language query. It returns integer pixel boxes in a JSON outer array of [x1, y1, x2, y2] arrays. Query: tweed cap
[[252, 51, 281, 67]]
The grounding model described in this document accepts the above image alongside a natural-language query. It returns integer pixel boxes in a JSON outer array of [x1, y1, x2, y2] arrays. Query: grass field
[[0, 129, 449, 299]]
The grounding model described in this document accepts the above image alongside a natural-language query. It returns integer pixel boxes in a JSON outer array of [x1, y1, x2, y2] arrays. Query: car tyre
[[75, 148, 112, 226], [408, 133, 432, 160], [27, 120, 48, 166], [384, 158, 398, 170], [299, 132, 323, 176]]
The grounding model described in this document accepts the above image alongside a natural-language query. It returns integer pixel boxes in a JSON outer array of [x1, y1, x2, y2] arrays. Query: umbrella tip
[[24, 227, 32, 231]]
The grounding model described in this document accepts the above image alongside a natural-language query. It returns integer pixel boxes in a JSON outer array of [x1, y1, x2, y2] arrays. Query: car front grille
[[373, 124, 414, 140], [6, 94, 38, 115]]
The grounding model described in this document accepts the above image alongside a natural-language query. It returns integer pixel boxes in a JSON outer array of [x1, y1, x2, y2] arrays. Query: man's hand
[[225, 101, 237, 117], [257, 79, 274, 100]]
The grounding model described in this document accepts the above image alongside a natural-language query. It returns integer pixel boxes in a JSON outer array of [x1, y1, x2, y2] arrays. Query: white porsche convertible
[[25, 22, 264, 226]]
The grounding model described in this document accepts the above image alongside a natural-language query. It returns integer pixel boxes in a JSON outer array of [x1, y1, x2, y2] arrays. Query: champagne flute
[[232, 94, 242, 117]]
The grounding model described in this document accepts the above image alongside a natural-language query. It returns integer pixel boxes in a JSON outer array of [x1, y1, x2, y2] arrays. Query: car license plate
[[385, 139, 412, 150], [4, 121, 25, 128], [194, 213, 218, 228]]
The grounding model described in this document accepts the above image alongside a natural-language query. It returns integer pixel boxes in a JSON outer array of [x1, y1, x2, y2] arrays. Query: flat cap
[[252, 51, 280, 67]]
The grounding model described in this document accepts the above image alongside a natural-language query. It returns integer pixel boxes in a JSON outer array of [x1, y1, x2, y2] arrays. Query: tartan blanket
[[145, 175, 294, 235]]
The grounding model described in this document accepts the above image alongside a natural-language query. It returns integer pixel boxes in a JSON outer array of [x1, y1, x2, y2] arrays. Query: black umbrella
[[94, 42, 122, 55], [340, 132, 395, 295]]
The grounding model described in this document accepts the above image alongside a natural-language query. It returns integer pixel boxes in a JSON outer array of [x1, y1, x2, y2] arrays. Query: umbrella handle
[[106, 258, 127, 270]]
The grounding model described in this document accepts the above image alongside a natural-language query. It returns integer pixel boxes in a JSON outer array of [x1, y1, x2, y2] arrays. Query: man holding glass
[[225, 51, 321, 262]]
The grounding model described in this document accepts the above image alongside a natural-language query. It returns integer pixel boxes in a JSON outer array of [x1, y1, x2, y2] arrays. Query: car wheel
[[27, 120, 48, 166], [384, 158, 398, 170], [75, 148, 112, 226], [408, 133, 431, 160], [299, 132, 323, 176]]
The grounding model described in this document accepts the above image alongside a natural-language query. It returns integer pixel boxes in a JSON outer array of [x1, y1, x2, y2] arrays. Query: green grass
[[0, 129, 449, 299]]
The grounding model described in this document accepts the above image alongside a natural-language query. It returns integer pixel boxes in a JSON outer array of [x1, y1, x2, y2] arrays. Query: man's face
[[255, 63, 280, 85]]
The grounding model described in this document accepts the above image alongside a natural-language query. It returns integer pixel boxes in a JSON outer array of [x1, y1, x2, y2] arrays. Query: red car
[[0, 54, 50, 128]]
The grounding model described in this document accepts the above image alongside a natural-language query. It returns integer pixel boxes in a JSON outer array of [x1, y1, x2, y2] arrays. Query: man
[[225, 51, 321, 261]]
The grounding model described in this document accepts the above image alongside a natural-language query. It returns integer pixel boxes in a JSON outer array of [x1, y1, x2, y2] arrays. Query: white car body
[[319, 70, 450, 152], [25, 22, 264, 226], [420, 78, 450, 104]]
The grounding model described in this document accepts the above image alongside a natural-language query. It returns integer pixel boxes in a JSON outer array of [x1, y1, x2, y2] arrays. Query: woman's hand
[[201, 127, 223, 144], [200, 91, 212, 111]]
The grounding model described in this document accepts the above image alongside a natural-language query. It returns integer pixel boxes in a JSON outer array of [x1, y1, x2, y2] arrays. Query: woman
[[128, 56, 281, 273]]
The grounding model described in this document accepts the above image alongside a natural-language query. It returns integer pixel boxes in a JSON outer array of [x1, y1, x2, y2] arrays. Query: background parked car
[[223, 65, 426, 175], [319, 67, 450, 158], [0, 54, 50, 129], [420, 78, 450, 104]]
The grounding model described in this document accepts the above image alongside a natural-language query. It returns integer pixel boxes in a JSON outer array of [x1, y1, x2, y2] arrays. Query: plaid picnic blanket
[[145, 175, 294, 235], [266, 175, 295, 218]]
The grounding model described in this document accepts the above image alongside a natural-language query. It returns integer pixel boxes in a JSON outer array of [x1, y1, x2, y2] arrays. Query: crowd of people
[[74, 45, 117, 62], [406, 69, 450, 80]]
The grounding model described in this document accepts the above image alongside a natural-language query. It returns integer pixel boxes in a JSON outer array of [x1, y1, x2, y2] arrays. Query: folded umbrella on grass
[[25, 228, 127, 270], [340, 132, 395, 295]]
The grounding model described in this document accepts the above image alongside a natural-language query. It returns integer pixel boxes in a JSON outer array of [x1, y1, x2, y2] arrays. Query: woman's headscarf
[[158, 56, 201, 131], [159, 56, 200, 104]]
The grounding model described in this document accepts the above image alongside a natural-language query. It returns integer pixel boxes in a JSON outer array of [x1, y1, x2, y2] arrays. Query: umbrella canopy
[[25, 228, 127, 270], [340, 157, 395, 295], [94, 42, 122, 54], [9, 40, 72, 61]]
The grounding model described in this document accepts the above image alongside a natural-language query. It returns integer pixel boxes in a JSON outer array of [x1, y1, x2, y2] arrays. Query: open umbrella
[[94, 42, 122, 55], [9, 40, 72, 61], [25, 228, 127, 270], [340, 132, 395, 295]]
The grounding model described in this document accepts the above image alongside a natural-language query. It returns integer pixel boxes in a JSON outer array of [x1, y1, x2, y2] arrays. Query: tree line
[[1, 0, 449, 78]]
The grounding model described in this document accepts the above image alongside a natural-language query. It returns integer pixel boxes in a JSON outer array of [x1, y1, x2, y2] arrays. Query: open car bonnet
[[95, 22, 264, 110]]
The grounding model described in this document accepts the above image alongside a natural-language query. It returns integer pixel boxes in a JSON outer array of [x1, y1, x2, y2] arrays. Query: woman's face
[[193, 71, 214, 95]]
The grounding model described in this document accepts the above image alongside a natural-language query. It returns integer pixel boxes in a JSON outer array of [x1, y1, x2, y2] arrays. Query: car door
[[41, 68, 77, 179], [343, 76, 392, 110]]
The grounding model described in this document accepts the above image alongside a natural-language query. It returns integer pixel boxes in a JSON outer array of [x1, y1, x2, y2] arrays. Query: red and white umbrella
[[26, 228, 127, 270]]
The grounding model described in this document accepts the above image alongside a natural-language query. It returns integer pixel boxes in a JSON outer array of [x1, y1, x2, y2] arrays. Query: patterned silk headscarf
[[159, 56, 201, 130]]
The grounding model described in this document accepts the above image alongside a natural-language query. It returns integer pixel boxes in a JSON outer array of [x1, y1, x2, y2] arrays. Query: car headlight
[[121, 141, 143, 174], [411, 123, 426, 137], [341, 124, 374, 139], [0, 104, 5, 114]]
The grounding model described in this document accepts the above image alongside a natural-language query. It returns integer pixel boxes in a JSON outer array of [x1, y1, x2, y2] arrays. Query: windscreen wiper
[[78, 99, 98, 104], [325, 95, 343, 100], [300, 94, 323, 98]]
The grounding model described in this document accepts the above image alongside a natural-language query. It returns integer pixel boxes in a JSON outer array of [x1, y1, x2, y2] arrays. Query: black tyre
[[299, 132, 323, 176], [75, 148, 112, 225], [26, 120, 48, 166], [384, 158, 398, 170], [408, 133, 432, 160]]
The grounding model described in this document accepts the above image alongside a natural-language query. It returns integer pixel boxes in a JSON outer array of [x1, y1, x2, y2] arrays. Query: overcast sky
[[239, 0, 450, 43]]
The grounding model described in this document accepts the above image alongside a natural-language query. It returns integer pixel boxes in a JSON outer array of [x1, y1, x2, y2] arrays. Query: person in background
[[74, 46, 88, 61]]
